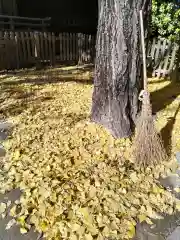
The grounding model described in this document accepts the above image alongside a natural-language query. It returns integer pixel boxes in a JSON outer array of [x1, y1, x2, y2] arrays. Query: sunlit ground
[[0, 66, 180, 239]]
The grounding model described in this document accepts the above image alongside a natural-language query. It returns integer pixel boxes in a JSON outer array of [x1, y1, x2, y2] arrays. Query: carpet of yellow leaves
[[0, 65, 180, 240]]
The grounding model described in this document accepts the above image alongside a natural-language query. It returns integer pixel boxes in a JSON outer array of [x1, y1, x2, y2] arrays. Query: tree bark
[[91, 0, 151, 138]]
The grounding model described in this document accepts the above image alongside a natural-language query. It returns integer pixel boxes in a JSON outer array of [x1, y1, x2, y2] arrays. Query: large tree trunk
[[91, 0, 151, 138]]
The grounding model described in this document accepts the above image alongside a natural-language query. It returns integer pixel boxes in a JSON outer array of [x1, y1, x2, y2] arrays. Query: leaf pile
[[0, 68, 180, 240]]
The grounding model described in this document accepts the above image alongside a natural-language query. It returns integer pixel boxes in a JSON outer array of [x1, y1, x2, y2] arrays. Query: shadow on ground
[[0, 64, 94, 86], [150, 79, 180, 156], [151, 80, 180, 113], [160, 103, 180, 156], [0, 65, 94, 119]]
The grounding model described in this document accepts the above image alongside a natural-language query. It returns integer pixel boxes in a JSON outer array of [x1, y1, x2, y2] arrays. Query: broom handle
[[139, 10, 148, 92]]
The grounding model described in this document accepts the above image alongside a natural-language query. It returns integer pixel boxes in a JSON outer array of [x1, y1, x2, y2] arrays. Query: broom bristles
[[133, 110, 168, 167]]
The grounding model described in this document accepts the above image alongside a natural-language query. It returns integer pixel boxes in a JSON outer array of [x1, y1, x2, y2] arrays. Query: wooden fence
[[0, 31, 96, 70], [147, 38, 179, 78], [0, 31, 179, 79]]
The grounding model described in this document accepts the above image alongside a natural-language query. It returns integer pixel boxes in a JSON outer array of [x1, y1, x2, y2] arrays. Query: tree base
[[91, 90, 132, 138]]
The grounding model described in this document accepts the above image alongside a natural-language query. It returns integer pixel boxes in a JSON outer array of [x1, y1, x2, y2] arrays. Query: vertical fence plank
[[69, 33, 73, 61], [20, 32, 27, 64], [78, 33, 82, 64], [59, 33, 63, 62], [44, 32, 48, 61], [40, 32, 44, 61], [66, 32, 69, 61], [162, 40, 172, 78], [52, 32, 56, 66], [4, 31, 9, 69], [9, 31, 16, 69], [76, 33, 78, 62], [156, 39, 167, 78], [154, 38, 161, 66], [88, 34, 92, 63], [150, 38, 156, 59], [30, 32, 35, 63], [168, 43, 178, 74], [152, 39, 161, 77], [25, 32, 31, 63], [17, 32, 22, 67], [48, 32, 52, 65], [72, 33, 76, 61], [63, 32, 66, 61], [15, 32, 20, 69], [85, 34, 88, 63], [82, 34, 85, 63], [92, 34, 96, 62], [34, 32, 41, 60]]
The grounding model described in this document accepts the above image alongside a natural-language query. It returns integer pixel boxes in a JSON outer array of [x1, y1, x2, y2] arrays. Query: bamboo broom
[[133, 10, 168, 167]]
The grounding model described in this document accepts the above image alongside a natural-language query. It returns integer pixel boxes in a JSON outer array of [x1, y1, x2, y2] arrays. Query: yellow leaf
[[88, 186, 96, 198], [174, 187, 180, 193], [145, 218, 154, 225], [14, 150, 20, 161], [1, 213, 6, 219], [152, 186, 164, 194], [85, 234, 93, 240], [10, 205, 17, 217], [176, 203, 180, 211], [17, 216, 26, 226], [40, 221, 48, 231], [130, 172, 138, 183], [96, 214, 104, 228], [0, 203, 6, 214], [97, 233, 104, 240], [72, 223, 81, 232], [79, 207, 91, 221], [102, 226, 110, 237], [127, 223, 135, 238], [70, 234, 78, 240], [7, 200, 11, 207], [86, 224, 98, 236], [20, 227, 28, 234], [138, 214, 147, 223]]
